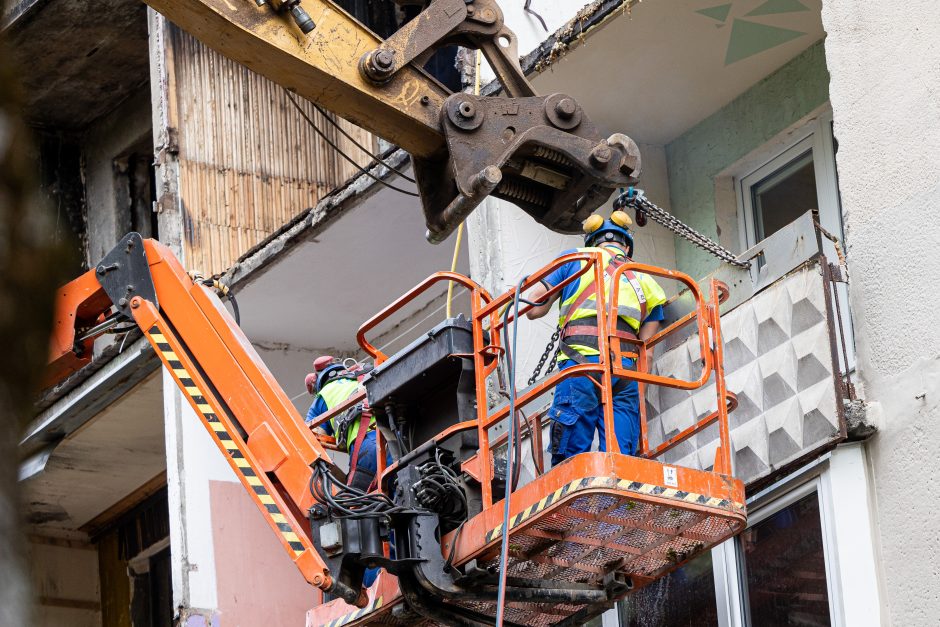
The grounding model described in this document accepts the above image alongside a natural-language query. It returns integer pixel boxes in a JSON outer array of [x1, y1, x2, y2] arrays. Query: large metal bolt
[[590, 144, 612, 167], [554, 98, 577, 120], [363, 49, 395, 82], [619, 154, 639, 176], [373, 50, 395, 70], [473, 165, 502, 192], [457, 100, 476, 119]]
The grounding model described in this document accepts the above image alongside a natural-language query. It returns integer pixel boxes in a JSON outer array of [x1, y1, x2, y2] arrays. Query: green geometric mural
[[696, 3, 733, 23], [746, 0, 810, 16], [724, 18, 805, 65]]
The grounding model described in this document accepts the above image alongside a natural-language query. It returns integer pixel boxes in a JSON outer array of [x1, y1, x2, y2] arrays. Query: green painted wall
[[665, 40, 830, 277]]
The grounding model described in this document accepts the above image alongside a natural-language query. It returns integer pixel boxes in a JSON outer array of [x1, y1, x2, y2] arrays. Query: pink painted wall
[[209, 480, 317, 626]]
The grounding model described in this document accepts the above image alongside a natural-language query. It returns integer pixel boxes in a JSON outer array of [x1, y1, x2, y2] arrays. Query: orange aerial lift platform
[[47, 234, 744, 626]]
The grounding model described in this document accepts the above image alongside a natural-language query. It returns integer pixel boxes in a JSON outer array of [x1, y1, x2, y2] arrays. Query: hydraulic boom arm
[[142, 0, 643, 242], [49, 233, 360, 601]]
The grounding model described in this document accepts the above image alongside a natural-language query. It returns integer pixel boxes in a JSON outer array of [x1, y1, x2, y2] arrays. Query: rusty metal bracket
[[418, 91, 641, 241], [245, 0, 644, 241], [363, 0, 535, 98]]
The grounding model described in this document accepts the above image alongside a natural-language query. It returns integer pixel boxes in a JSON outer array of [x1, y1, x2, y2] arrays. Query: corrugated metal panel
[[169, 27, 375, 274]]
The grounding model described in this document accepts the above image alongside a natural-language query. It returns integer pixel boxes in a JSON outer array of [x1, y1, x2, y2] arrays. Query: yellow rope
[[445, 50, 483, 318]]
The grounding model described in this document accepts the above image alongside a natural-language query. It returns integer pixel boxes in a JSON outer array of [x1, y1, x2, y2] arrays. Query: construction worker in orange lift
[[305, 356, 379, 492], [305, 356, 385, 588], [526, 209, 667, 465]]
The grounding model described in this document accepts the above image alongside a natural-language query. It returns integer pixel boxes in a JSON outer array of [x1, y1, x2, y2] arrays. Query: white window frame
[[734, 109, 855, 369], [707, 447, 883, 627], [616, 449, 882, 627], [711, 466, 839, 627], [736, 111, 842, 253]]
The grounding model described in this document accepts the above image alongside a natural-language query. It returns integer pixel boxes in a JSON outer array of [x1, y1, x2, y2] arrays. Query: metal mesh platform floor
[[309, 455, 746, 627]]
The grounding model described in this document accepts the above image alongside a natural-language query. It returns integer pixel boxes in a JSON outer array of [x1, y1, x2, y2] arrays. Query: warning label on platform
[[663, 466, 678, 488]]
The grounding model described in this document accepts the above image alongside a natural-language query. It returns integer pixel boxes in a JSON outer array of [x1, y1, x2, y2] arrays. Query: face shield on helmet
[[582, 210, 635, 256]]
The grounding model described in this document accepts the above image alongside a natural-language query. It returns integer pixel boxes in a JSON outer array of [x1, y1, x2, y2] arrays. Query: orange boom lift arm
[[48, 233, 361, 601]]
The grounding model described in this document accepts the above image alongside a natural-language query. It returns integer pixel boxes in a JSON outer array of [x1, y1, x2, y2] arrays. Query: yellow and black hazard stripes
[[148, 325, 306, 557], [320, 596, 384, 627], [484, 476, 744, 543], [486, 477, 590, 542]]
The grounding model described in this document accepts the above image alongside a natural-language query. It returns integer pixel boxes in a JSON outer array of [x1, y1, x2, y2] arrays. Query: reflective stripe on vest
[[317, 378, 371, 452], [557, 246, 665, 356]]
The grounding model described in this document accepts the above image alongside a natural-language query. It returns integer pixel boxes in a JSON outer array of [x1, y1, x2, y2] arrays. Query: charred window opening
[[37, 132, 87, 274], [114, 137, 158, 241], [96, 487, 172, 627]]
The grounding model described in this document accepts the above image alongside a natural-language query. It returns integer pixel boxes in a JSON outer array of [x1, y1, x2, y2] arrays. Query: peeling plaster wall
[[822, 3, 940, 624], [665, 41, 830, 278], [28, 539, 101, 627], [209, 481, 312, 627]]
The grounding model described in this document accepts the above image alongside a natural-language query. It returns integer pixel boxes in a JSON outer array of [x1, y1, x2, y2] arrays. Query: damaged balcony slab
[[482, 0, 636, 96], [3, 0, 150, 130], [22, 337, 158, 478]]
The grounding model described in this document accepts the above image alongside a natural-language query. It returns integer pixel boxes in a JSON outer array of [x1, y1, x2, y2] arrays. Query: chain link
[[528, 327, 560, 386], [619, 191, 750, 268]]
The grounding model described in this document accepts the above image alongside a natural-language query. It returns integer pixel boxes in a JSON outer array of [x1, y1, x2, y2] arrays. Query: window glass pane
[[618, 550, 718, 626], [752, 151, 818, 240], [743, 492, 830, 626]]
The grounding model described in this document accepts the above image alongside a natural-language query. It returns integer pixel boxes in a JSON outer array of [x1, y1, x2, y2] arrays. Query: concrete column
[[163, 369, 232, 625], [821, 2, 940, 624]]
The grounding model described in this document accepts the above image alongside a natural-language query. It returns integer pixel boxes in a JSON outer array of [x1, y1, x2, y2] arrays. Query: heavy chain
[[528, 327, 561, 386], [617, 190, 750, 268]]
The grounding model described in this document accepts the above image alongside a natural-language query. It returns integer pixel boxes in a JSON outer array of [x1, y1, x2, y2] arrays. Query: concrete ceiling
[[531, 0, 825, 145], [235, 176, 471, 353], [4, 0, 150, 131], [23, 372, 165, 533]]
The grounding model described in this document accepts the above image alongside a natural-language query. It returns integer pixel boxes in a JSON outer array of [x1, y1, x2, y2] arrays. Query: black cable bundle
[[412, 448, 468, 529], [309, 461, 403, 520]]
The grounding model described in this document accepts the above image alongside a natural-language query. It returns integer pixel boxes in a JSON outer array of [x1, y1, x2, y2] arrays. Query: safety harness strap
[[559, 251, 648, 329], [345, 407, 373, 490], [556, 341, 635, 397]]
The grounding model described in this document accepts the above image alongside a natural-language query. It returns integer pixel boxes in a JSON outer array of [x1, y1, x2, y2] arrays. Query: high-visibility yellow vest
[[317, 378, 373, 451], [557, 245, 667, 356]]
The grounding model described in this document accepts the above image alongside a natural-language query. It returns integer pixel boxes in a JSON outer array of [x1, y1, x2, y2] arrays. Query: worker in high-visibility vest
[[305, 356, 385, 588], [526, 210, 667, 465], [304, 356, 379, 492]]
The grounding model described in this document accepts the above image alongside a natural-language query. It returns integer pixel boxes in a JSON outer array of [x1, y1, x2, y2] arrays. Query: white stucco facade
[[822, 2, 940, 624]]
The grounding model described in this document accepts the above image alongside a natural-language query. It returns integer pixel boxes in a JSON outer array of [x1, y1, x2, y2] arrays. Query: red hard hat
[[313, 355, 335, 372], [305, 373, 318, 395]]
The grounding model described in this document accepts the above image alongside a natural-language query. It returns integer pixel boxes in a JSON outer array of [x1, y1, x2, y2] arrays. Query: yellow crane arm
[[143, 0, 644, 242], [144, 0, 449, 159]]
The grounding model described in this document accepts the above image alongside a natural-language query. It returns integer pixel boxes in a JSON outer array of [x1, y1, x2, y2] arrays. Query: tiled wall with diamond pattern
[[645, 261, 842, 484]]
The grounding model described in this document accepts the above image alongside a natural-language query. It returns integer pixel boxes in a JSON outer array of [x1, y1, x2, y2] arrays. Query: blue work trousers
[[351, 430, 391, 588], [548, 355, 640, 466]]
